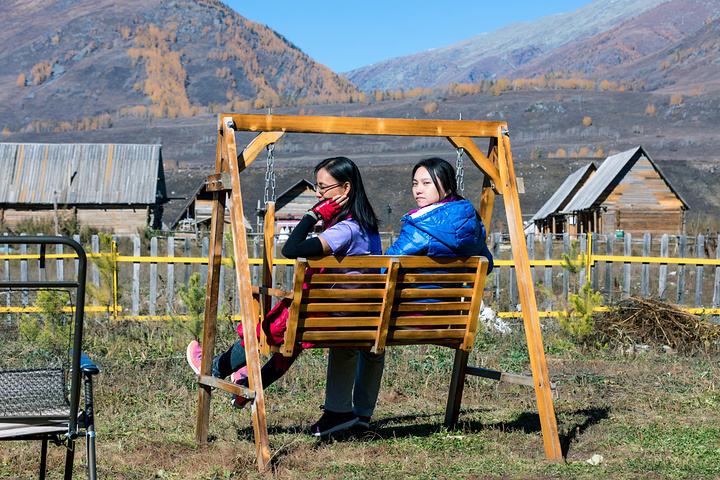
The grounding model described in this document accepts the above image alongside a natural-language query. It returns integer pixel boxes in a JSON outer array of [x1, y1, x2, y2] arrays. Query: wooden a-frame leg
[[224, 123, 274, 471], [498, 132, 563, 461], [195, 191, 226, 444], [444, 349, 470, 428]]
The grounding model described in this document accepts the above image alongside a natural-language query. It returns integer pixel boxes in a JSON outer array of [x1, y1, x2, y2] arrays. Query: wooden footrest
[[195, 374, 255, 400], [466, 367, 557, 390]]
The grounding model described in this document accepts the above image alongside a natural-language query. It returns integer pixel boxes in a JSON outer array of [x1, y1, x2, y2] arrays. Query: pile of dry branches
[[593, 296, 720, 354]]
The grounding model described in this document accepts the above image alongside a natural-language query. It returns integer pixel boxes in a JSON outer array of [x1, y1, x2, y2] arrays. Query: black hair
[[314, 156, 379, 234], [411, 157, 461, 200]]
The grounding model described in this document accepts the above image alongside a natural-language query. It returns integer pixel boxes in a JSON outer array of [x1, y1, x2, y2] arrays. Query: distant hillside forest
[[7, 64, 706, 135]]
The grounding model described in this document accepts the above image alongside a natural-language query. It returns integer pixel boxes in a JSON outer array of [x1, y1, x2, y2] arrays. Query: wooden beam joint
[[205, 173, 232, 192]]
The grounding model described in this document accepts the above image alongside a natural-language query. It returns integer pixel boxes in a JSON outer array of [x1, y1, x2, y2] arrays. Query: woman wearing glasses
[[187, 156, 382, 416]]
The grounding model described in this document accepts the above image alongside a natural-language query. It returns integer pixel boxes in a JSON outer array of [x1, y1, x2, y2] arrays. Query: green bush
[[178, 272, 206, 339], [19, 290, 72, 358], [559, 280, 603, 341]]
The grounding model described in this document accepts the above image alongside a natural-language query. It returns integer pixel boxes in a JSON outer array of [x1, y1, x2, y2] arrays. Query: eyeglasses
[[313, 182, 344, 194]]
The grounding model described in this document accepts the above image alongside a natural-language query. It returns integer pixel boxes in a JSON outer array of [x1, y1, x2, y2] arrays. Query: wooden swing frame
[[194, 113, 562, 471]]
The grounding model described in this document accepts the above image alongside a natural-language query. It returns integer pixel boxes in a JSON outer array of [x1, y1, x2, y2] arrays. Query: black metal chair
[[0, 236, 99, 480]]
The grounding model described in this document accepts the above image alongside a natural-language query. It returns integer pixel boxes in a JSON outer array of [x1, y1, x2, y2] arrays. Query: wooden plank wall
[[1, 208, 150, 235]]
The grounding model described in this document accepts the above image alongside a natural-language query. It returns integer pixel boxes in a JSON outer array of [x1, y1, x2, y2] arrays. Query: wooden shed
[[532, 163, 596, 234], [560, 146, 689, 236], [169, 180, 253, 234], [0, 143, 166, 235], [271, 179, 317, 239]]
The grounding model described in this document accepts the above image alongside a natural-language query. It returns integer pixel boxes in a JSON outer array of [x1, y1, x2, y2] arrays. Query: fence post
[[149, 236, 157, 317], [604, 234, 614, 297], [286, 259, 293, 299], [713, 234, 720, 324], [56, 243, 64, 282], [527, 233, 535, 285], [183, 237, 191, 287], [91, 235, 100, 293], [73, 234, 81, 278], [167, 237, 175, 315], [677, 235, 687, 305], [133, 235, 140, 316], [112, 238, 119, 318], [562, 234, 570, 301], [3, 233, 8, 324], [579, 234, 587, 285], [590, 233, 599, 291], [509, 244, 517, 310], [658, 234, 669, 300], [252, 234, 260, 287], [544, 233, 553, 311], [201, 236, 209, 287], [493, 233, 501, 309], [623, 233, 632, 298], [36, 234, 45, 283], [695, 234, 705, 308], [218, 233, 226, 313], [20, 236, 28, 307], [641, 233, 651, 298]]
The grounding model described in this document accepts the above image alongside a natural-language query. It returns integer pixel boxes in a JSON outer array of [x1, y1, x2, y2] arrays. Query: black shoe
[[310, 408, 358, 436], [356, 416, 371, 429]]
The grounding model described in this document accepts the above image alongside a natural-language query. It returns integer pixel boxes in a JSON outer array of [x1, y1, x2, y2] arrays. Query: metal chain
[[455, 147, 465, 197], [263, 144, 276, 204]]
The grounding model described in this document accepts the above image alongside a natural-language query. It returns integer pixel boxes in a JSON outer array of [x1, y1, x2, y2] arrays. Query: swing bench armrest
[[251, 285, 294, 299]]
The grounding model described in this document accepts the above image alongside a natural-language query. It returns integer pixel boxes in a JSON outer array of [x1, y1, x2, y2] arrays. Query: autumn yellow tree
[[127, 23, 194, 117], [16, 74, 25, 87], [645, 104, 656, 116], [31, 61, 53, 85], [424, 102, 438, 115], [670, 94, 683, 106], [582, 116, 592, 126]]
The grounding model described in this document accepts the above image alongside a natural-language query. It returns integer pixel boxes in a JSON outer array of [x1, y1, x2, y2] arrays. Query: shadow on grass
[[557, 406, 610, 457], [479, 406, 610, 458], [232, 406, 610, 461]]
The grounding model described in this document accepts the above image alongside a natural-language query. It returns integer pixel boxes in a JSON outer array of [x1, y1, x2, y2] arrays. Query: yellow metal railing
[[3, 246, 719, 318]]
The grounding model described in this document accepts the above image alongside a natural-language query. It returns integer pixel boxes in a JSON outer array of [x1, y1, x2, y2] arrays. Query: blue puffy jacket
[[385, 199, 493, 273]]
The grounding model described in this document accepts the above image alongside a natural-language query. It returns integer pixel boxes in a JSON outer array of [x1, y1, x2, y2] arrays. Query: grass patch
[[2, 320, 720, 479]]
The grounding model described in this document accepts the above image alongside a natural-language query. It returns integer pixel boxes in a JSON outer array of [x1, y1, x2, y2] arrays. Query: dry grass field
[[3, 311, 720, 479]]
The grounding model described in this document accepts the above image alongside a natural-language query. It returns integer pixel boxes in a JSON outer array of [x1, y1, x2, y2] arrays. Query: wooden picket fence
[[2, 232, 719, 320]]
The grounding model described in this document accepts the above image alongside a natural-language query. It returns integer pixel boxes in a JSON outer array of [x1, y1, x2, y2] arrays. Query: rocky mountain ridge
[[345, 0, 720, 92]]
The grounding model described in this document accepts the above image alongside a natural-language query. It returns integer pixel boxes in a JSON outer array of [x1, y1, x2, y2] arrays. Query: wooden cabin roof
[[0, 143, 165, 206], [275, 179, 316, 218], [531, 163, 596, 221], [167, 178, 254, 231], [561, 146, 689, 213]]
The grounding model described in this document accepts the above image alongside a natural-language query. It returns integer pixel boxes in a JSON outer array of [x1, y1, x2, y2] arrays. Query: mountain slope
[[511, 0, 719, 81], [602, 15, 720, 92], [345, 0, 719, 92], [0, 0, 359, 130]]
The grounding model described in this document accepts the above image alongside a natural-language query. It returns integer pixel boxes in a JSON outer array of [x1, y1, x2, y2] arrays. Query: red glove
[[309, 198, 343, 223]]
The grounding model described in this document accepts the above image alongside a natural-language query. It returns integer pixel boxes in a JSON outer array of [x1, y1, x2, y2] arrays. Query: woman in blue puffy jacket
[[385, 157, 494, 266], [319, 157, 493, 435]]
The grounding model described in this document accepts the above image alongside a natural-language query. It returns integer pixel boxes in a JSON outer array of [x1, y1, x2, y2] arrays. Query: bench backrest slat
[[282, 255, 489, 355]]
